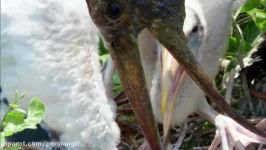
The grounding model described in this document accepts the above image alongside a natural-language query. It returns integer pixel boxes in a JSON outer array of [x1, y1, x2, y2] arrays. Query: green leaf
[[3, 118, 40, 137], [9, 104, 19, 109], [226, 37, 239, 56], [3, 123, 16, 136], [243, 21, 260, 45], [262, 0, 266, 7], [100, 54, 110, 64], [0, 133, 5, 149], [4, 111, 25, 125], [98, 37, 108, 56], [224, 55, 236, 60], [225, 59, 239, 73], [113, 72, 123, 95], [248, 8, 266, 32], [202, 121, 214, 129], [8, 145, 20, 150], [2, 98, 45, 138], [113, 72, 121, 85], [113, 85, 123, 96], [241, 0, 260, 12], [12, 108, 26, 116], [239, 39, 252, 56], [25, 98, 45, 125], [16, 123, 36, 130], [1, 93, 46, 145]]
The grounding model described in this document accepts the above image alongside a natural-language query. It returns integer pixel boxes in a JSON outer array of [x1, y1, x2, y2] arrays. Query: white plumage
[[1, 0, 120, 149], [138, 0, 265, 149]]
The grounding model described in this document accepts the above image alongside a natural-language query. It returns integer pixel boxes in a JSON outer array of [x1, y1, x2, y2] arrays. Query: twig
[[235, 24, 256, 116], [173, 121, 188, 150], [225, 70, 236, 104], [237, 50, 256, 115], [116, 98, 129, 105], [114, 91, 125, 101], [251, 90, 266, 101], [118, 141, 133, 150], [117, 108, 134, 114]]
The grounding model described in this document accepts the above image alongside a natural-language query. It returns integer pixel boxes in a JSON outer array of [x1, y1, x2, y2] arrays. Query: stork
[[87, 0, 266, 149], [103, 0, 266, 149], [1, 0, 265, 150]]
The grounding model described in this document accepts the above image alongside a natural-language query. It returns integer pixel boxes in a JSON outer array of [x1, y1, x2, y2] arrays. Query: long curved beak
[[86, 1, 265, 150], [108, 31, 163, 150]]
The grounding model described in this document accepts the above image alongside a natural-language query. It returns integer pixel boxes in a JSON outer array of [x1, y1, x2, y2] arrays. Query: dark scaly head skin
[[86, 0, 266, 147], [87, 0, 163, 149], [87, 0, 186, 42]]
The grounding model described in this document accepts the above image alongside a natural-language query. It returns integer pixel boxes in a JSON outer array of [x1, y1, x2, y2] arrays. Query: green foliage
[[205, 0, 265, 148], [240, 0, 261, 12], [99, 37, 110, 64], [0, 133, 5, 149], [98, 39, 123, 95], [26, 98, 46, 125], [0, 92, 45, 150], [6, 145, 20, 150], [225, 0, 265, 73], [117, 114, 136, 123], [248, 8, 266, 32], [262, 0, 266, 7], [202, 121, 214, 130], [112, 72, 123, 96], [98, 37, 108, 56]]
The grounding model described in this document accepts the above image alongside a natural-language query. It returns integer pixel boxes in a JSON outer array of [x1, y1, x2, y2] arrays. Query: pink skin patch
[[169, 67, 185, 101], [209, 115, 266, 150], [162, 65, 186, 139]]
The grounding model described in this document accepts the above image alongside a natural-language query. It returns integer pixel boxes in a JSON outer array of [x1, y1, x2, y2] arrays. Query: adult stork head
[[87, 1, 186, 149], [86, 0, 266, 148]]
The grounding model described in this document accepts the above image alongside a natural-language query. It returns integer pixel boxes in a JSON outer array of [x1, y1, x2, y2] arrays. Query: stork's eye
[[192, 26, 198, 33], [106, 2, 122, 20]]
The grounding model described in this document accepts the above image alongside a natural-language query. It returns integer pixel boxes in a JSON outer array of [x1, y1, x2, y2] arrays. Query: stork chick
[[152, 0, 266, 149]]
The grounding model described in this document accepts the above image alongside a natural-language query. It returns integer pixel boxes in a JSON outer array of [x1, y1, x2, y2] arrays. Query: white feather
[[1, 0, 120, 149]]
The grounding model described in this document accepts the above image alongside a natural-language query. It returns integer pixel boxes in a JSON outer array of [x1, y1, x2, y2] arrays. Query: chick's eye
[[106, 2, 122, 20]]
